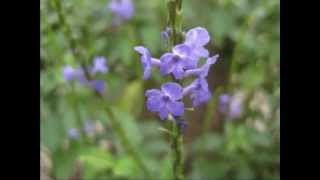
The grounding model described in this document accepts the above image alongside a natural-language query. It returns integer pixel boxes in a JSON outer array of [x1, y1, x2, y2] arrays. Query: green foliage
[[41, 0, 279, 179]]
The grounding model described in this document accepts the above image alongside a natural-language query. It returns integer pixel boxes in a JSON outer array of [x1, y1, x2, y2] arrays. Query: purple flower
[[134, 46, 161, 80], [63, 66, 87, 83], [229, 96, 243, 119], [183, 78, 212, 107], [184, 55, 219, 78], [184, 27, 210, 58], [84, 120, 96, 134], [108, 0, 134, 25], [219, 94, 230, 113], [145, 82, 185, 120], [160, 44, 198, 79], [218, 94, 243, 119], [68, 128, 79, 140], [91, 56, 108, 74], [161, 27, 172, 42], [89, 80, 105, 94], [63, 66, 75, 81]]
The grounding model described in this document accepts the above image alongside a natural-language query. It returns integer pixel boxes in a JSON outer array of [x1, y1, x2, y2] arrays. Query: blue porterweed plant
[[134, 1, 219, 179], [135, 27, 219, 121]]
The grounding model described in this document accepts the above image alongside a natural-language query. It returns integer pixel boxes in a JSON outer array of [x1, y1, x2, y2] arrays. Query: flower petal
[[145, 89, 162, 97], [172, 65, 185, 80], [185, 27, 210, 47], [147, 95, 162, 112], [160, 53, 175, 75], [167, 101, 184, 116], [161, 82, 183, 100], [172, 44, 191, 57], [193, 46, 209, 58], [159, 106, 169, 120]]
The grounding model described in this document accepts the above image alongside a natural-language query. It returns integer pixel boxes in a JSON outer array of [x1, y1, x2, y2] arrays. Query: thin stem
[[167, 0, 184, 179], [50, 0, 151, 177], [172, 119, 184, 180]]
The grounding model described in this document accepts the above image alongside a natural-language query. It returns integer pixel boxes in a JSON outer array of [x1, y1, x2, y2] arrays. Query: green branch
[[166, 0, 184, 179]]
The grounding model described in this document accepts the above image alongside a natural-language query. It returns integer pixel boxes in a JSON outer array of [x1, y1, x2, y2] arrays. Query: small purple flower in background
[[84, 120, 96, 134], [63, 66, 75, 81], [218, 93, 243, 119], [89, 80, 105, 94], [134, 46, 161, 80], [160, 44, 198, 79], [63, 56, 108, 94], [145, 82, 184, 120], [219, 94, 230, 113], [183, 78, 212, 107], [108, 0, 134, 25], [68, 128, 79, 140], [91, 57, 108, 75], [229, 96, 243, 119]]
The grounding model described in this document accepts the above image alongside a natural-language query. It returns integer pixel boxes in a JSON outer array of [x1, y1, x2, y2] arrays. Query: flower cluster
[[134, 27, 219, 120], [63, 56, 108, 94], [108, 0, 134, 26]]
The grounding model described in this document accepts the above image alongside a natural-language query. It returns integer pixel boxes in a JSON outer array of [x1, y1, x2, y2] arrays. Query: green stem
[[167, 0, 184, 179], [172, 119, 184, 180], [50, 0, 151, 177]]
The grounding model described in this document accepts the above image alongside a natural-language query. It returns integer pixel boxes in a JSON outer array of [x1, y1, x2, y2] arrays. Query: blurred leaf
[[191, 158, 230, 180], [41, 119, 65, 152], [113, 156, 140, 178], [160, 154, 173, 179], [79, 147, 114, 179], [240, 62, 265, 89], [112, 108, 143, 146], [118, 80, 144, 117], [193, 133, 224, 153]]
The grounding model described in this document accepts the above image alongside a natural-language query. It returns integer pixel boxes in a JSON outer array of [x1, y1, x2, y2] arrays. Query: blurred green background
[[41, 0, 280, 179]]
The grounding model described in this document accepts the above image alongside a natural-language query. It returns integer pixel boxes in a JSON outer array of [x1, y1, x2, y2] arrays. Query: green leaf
[[79, 147, 114, 180], [113, 156, 140, 178], [118, 80, 144, 117]]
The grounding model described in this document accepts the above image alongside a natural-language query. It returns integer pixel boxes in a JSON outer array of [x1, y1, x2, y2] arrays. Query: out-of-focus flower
[[108, 0, 134, 25], [229, 95, 243, 119], [63, 56, 108, 94], [84, 120, 96, 134], [219, 93, 244, 119], [68, 128, 80, 140], [91, 57, 108, 74], [89, 80, 105, 94], [219, 94, 230, 113], [145, 82, 184, 120]]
